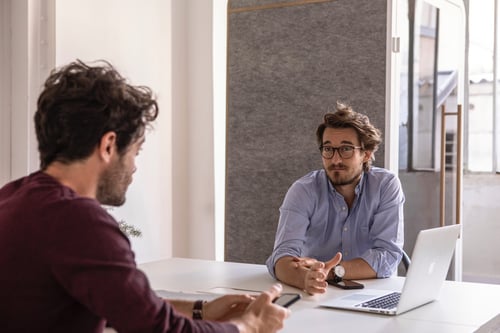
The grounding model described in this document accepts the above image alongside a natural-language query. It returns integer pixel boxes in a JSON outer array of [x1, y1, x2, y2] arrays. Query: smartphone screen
[[327, 279, 365, 290], [272, 293, 301, 307]]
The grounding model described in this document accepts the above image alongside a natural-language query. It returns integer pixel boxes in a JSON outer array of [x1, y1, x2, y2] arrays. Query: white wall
[[0, 0, 55, 184], [175, 0, 218, 260], [56, 0, 176, 263], [170, 0, 227, 261], [0, 0, 11, 186], [0, 0, 225, 264]]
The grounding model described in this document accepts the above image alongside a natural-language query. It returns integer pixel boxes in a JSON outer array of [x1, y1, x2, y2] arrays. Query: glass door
[[398, 0, 465, 280]]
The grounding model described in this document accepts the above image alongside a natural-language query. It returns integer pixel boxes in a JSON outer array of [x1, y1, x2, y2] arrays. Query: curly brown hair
[[35, 60, 159, 170], [316, 102, 382, 171]]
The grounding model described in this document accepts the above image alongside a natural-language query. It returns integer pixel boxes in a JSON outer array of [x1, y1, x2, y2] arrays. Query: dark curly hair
[[35, 60, 159, 170], [316, 102, 382, 171]]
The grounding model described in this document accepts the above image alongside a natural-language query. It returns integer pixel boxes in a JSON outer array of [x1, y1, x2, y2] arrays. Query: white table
[[139, 257, 500, 333]]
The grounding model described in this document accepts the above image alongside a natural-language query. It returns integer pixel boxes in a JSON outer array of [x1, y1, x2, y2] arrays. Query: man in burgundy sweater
[[0, 60, 289, 332]]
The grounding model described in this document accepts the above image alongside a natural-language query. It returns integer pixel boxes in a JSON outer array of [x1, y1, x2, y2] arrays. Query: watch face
[[334, 265, 345, 278]]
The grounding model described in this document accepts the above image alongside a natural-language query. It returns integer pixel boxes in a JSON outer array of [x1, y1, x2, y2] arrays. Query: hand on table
[[204, 294, 254, 321], [299, 252, 342, 295], [231, 284, 290, 333]]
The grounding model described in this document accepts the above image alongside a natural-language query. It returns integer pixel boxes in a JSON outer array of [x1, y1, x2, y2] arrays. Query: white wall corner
[[9, 0, 55, 181], [385, 0, 401, 175], [0, 0, 13, 186], [186, 0, 216, 260]]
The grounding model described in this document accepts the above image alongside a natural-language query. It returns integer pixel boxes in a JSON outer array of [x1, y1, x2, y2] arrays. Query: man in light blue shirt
[[266, 102, 405, 294]]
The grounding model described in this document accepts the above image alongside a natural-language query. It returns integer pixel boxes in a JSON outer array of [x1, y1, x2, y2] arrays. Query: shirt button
[[343, 227, 348, 232], [345, 251, 349, 256], [342, 206, 346, 210]]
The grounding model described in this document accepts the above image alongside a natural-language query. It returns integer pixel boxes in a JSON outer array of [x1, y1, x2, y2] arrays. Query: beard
[[96, 156, 132, 206], [326, 165, 363, 186]]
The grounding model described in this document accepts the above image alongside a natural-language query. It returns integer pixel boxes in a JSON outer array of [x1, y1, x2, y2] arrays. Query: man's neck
[[334, 184, 356, 208], [333, 173, 362, 208], [43, 160, 99, 199]]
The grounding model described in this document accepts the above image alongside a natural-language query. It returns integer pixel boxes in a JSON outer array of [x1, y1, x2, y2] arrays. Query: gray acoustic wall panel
[[226, 0, 388, 264]]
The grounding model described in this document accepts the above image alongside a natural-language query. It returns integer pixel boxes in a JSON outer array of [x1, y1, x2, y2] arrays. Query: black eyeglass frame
[[319, 145, 363, 159]]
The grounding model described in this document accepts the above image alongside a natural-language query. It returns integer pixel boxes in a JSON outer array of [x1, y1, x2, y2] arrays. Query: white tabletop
[[139, 257, 500, 333]]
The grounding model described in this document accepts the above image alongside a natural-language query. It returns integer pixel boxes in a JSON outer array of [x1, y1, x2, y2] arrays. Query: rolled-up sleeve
[[360, 174, 405, 277], [266, 170, 329, 278], [266, 181, 315, 279]]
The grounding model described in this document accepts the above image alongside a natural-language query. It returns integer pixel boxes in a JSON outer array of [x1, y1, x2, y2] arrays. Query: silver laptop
[[320, 224, 461, 315]]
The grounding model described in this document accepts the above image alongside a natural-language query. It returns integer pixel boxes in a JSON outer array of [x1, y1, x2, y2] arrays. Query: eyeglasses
[[319, 145, 362, 159]]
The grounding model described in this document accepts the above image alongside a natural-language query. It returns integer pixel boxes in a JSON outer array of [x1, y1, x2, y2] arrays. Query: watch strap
[[192, 300, 205, 320]]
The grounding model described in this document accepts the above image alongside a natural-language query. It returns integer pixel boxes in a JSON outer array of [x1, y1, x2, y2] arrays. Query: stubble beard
[[327, 167, 363, 186], [96, 158, 130, 207]]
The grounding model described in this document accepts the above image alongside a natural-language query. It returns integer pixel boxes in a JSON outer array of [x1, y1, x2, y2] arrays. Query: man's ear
[[98, 131, 117, 163], [363, 150, 372, 163]]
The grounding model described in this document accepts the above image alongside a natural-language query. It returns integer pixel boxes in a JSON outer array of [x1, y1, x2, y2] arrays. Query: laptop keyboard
[[359, 292, 401, 309]]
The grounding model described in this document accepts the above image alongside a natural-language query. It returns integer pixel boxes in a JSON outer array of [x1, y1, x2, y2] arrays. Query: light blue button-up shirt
[[266, 167, 405, 278]]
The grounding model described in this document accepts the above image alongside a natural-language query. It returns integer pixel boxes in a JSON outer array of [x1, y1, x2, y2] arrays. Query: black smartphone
[[272, 293, 301, 307], [327, 279, 364, 290]]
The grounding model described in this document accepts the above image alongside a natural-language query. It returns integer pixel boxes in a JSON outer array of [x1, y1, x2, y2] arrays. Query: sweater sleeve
[[46, 199, 238, 333]]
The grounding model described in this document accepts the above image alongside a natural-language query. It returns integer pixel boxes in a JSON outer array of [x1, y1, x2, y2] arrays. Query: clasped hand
[[293, 252, 342, 294]]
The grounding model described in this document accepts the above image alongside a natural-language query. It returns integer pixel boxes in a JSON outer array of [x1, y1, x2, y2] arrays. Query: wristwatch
[[192, 300, 205, 320], [331, 264, 345, 283]]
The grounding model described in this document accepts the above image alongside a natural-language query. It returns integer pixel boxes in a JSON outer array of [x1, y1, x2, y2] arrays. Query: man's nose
[[331, 149, 343, 162]]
